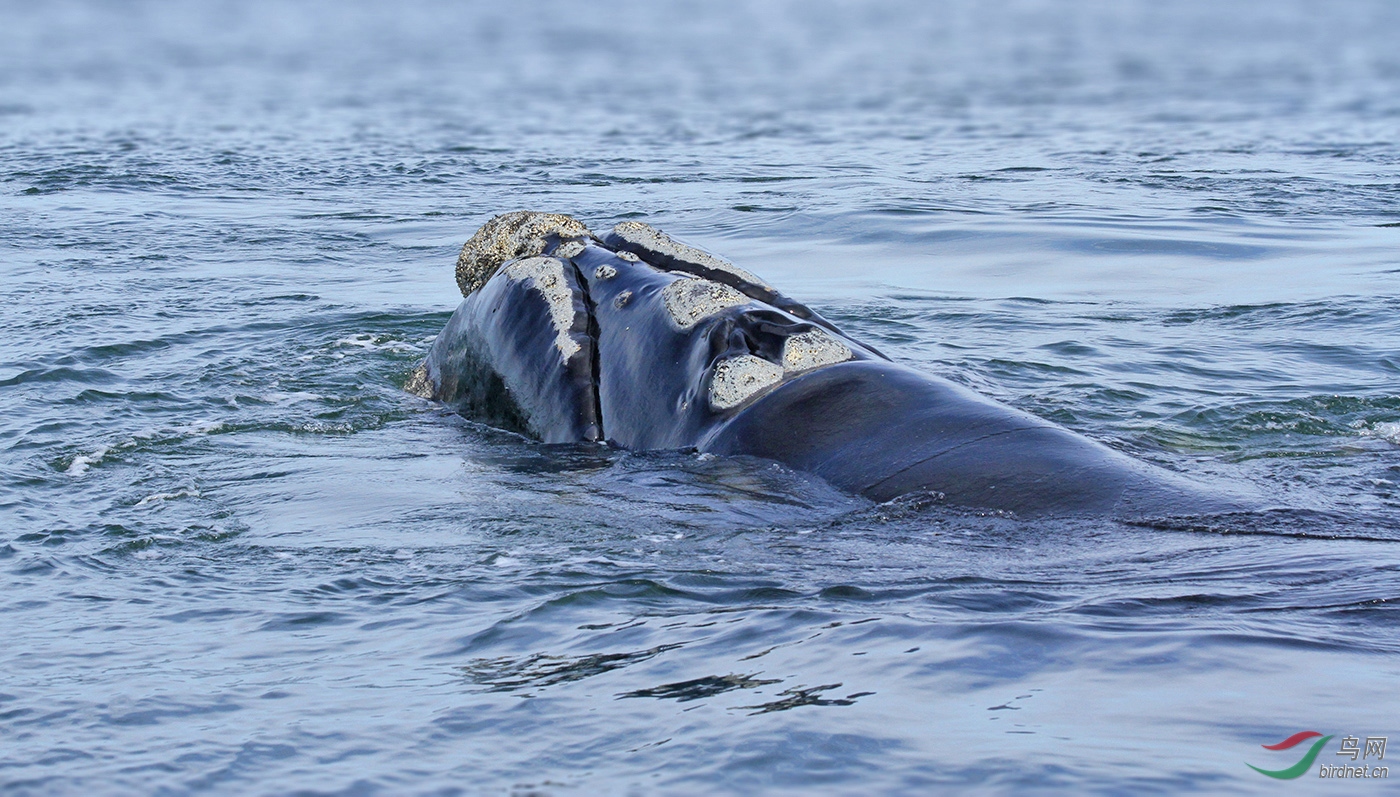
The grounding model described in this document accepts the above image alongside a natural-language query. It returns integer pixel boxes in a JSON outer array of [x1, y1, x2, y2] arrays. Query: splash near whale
[[408, 211, 1248, 517]]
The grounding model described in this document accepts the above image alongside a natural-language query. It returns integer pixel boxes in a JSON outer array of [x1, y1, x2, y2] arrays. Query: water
[[3, 1, 1399, 793]]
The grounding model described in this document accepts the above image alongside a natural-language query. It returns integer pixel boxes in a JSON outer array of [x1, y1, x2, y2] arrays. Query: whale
[[407, 211, 1250, 517]]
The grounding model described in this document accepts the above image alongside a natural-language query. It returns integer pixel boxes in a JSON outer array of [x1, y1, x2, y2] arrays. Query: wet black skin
[[421, 234, 1253, 516], [569, 242, 883, 451], [599, 227, 864, 345], [420, 245, 601, 444]]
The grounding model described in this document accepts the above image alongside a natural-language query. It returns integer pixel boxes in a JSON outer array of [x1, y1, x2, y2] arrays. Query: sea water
[[2, 1, 1398, 794]]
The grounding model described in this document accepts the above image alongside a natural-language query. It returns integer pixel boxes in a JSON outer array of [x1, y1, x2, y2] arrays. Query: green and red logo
[[1247, 731, 1334, 779]]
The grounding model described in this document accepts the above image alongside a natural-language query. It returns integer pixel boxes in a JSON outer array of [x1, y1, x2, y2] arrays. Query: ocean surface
[[3, 1, 1399, 794]]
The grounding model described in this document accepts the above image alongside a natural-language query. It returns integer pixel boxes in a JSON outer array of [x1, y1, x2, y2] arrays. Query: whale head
[[426, 215, 876, 450]]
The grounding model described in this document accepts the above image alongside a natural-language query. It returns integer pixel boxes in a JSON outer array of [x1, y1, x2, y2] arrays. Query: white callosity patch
[[662, 277, 750, 328], [709, 355, 784, 410], [403, 362, 433, 398], [781, 330, 852, 373], [593, 264, 617, 280], [501, 256, 582, 360], [610, 221, 771, 289], [553, 240, 586, 259], [456, 211, 592, 296], [707, 330, 853, 412]]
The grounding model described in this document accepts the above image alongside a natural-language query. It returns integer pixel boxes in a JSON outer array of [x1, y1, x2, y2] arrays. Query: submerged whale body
[[408, 211, 1248, 517]]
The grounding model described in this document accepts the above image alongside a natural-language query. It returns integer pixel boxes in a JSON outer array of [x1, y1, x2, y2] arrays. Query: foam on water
[[65, 446, 108, 476]]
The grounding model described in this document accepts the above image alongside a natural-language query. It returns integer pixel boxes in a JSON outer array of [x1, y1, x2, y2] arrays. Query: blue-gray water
[[3, 1, 1399, 794]]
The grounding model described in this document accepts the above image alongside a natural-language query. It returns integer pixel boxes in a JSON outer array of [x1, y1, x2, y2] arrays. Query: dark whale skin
[[570, 242, 883, 451], [420, 255, 602, 444], [699, 360, 1234, 516]]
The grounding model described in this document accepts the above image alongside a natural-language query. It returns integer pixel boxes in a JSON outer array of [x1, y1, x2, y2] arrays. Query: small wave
[[257, 391, 324, 406], [1, 366, 121, 388], [1353, 420, 1400, 445], [135, 488, 201, 508], [131, 420, 227, 441], [461, 644, 683, 692], [620, 673, 781, 702], [334, 334, 419, 354], [66, 447, 108, 476], [61, 421, 227, 476], [1132, 508, 1400, 542]]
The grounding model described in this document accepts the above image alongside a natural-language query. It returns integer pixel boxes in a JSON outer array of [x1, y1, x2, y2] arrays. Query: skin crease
[[416, 214, 1258, 518]]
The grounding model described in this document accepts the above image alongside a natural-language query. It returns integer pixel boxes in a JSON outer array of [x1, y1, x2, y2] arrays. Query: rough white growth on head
[[617, 251, 640, 262], [781, 330, 852, 373], [501, 256, 582, 360], [456, 211, 592, 297], [611, 221, 770, 289], [404, 362, 433, 398], [710, 355, 784, 410], [554, 240, 585, 259], [662, 277, 750, 328], [594, 264, 617, 280]]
